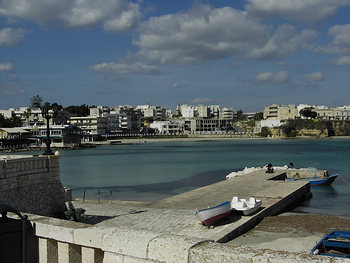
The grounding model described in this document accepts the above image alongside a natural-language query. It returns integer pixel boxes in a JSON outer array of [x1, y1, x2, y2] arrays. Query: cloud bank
[[246, 0, 350, 22], [0, 27, 28, 47], [254, 71, 290, 84], [0, 0, 141, 32]]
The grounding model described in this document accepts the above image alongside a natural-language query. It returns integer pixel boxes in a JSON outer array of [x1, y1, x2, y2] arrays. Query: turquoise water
[[20, 139, 350, 217]]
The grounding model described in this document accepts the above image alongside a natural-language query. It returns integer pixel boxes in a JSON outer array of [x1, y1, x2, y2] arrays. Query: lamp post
[[41, 102, 58, 155]]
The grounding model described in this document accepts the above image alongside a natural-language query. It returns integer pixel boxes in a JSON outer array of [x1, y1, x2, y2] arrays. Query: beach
[[228, 213, 350, 253]]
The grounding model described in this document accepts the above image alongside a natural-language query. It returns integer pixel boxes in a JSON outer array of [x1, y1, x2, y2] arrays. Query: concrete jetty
[[74, 169, 310, 243]]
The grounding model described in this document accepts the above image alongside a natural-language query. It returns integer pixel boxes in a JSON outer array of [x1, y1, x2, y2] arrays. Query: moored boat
[[285, 174, 337, 186], [311, 231, 350, 258], [195, 201, 231, 227], [231, 197, 262, 216]]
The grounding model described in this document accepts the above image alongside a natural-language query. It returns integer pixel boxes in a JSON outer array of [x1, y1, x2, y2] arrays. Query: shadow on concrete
[[83, 209, 148, 224], [83, 215, 116, 224], [214, 213, 242, 227]]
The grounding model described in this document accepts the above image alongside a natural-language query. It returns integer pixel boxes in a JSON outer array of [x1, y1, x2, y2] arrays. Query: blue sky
[[1, 0, 350, 112]]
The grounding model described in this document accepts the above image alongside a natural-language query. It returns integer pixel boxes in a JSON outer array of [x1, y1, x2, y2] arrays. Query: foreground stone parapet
[[148, 235, 209, 263], [103, 228, 160, 259], [9, 213, 343, 263]]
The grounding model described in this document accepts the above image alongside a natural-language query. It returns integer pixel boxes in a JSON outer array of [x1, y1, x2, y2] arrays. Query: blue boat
[[285, 174, 337, 186], [311, 231, 350, 258]]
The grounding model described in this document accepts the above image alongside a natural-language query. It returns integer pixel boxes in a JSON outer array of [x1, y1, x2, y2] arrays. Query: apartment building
[[179, 105, 196, 118], [189, 118, 233, 134], [315, 106, 350, 120], [263, 104, 299, 120], [30, 125, 81, 147], [143, 106, 166, 120], [150, 121, 182, 135], [69, 116, 107, 141], [197, 105, 210, 118], [220, 107, 234, 120]]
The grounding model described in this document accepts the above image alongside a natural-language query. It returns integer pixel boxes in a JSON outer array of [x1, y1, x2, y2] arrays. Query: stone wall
[[15, 213, 341, 263], [0, 155, 67, 217]]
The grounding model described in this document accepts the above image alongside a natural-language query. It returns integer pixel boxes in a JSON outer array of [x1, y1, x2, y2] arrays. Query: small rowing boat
[[311, 231, 350, 258], [285, 174, 337, 186], [195, 201, 231, 227]]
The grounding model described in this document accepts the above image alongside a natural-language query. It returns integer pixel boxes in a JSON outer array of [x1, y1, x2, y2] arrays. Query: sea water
[[19, 139, 350, 217]]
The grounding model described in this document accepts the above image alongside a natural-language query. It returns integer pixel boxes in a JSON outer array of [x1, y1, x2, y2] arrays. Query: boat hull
[[231, 197, 262, 216], [242, 201, 262, 215], [311, 231, 350, 258], [285, 174, 337, 186], [196, 201, 231, 227], [309, 174, 337, 186]]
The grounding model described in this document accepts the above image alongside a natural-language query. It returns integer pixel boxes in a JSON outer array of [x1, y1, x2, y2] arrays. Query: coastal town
[[2, 0, 350, 261], [1, 97, 350, 151]]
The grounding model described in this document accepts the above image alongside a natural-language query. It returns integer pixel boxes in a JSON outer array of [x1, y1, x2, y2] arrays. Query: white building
[[264, 104, 299, 120], [30, 125, 81, 147], [220, 107, 234, 120], [68, 116, 107, 141], [196, 105, 210, 118], [90, 106, 110, 117], [180, 105, 196, 118], [150, 121, 182, 135]]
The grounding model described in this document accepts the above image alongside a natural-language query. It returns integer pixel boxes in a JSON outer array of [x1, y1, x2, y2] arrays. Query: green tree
[[51, 102, 63, 111], [260, 127, 271, 137], [30, 95, 43, 109], [235, 110, 246, 121], [64, 104, 90, 116], [254, 112, 264, 120], [0, 114, 22, 128], [299, 108, 317, 119]]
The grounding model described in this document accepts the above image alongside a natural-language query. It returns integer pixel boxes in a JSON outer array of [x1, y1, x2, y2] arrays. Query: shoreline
[[1, 135, 350, 153], [227, 212, 350, 254]]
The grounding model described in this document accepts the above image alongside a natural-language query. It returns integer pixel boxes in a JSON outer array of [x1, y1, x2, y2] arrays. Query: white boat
[[230, 196, 262, 216], [195, 201, 232, 227]]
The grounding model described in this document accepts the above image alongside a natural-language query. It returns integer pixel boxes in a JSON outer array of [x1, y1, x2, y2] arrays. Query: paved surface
[[73, 169, 309, 242]]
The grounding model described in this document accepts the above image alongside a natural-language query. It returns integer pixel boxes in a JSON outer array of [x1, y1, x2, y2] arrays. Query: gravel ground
[[228, 213, 350, 253]]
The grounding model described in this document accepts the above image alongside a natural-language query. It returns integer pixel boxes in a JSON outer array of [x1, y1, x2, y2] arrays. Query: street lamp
[[41, 102, 59, 155]]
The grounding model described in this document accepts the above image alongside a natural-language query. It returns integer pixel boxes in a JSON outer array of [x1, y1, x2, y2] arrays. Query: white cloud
[[0, 62, 14, 72], [246, 0, 350, 22], [250, 24, 317, 59], [171, 82, 186, 89], [329, 24, 350, 49], [336, 56, 350, 65], [0, 27, 28, 47], [103, 2, 141, 33], [2, 88, 27, 96], [254, 71, 290, 84], [303, 72, 324, 82], [191, 98, 214, 104], [90, 61, 160, 74], [314, 24, 350, 54], [134, 5, 269, 65], [0, 0, 141, 32]]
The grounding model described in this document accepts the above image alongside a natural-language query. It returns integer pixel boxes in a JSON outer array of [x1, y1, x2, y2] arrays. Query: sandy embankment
[[228, 213, 350, 253]]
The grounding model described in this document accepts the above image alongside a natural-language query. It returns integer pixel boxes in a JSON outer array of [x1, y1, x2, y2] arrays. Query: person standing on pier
[[266, 163, 274, 173]]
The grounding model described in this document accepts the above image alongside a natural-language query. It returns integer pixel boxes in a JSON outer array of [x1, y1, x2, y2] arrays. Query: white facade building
[[220, 107, 234, 120], [180, 105, 196, 118], [150, 121, 182, 135]]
